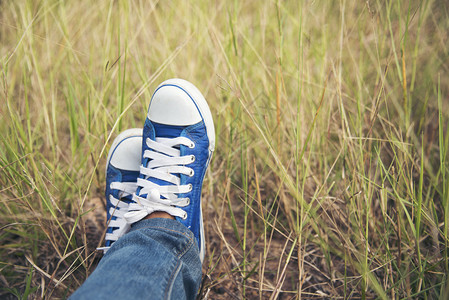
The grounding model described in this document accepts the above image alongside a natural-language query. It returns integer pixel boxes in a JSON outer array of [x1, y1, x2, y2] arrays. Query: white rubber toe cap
[[107, 128, 143, 172], [148, 84, 202, 126], [147, 78, 215, 153]]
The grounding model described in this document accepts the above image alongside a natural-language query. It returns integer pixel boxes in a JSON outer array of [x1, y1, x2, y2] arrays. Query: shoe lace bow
[[124, 137, 195, 224]]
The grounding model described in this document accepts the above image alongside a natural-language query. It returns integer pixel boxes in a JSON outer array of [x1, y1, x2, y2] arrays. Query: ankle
[[145, 211, 175, 220]]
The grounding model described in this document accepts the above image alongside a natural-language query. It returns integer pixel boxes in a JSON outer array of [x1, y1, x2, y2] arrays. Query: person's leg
[[71, 78, 214, 299], [69, 218, 202, 300]]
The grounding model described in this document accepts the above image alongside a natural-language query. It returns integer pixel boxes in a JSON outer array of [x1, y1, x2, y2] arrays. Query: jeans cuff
[[129, 217, 191, 236]]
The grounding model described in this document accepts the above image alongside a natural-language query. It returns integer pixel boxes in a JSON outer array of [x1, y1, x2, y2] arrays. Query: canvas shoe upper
[[98, 128, 143, 253], [124, 78, 215, 262]]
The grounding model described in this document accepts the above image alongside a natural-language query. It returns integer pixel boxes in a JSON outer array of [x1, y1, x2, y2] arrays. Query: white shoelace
[[124, 137, 195, 224], [97, 181, 136, 253]]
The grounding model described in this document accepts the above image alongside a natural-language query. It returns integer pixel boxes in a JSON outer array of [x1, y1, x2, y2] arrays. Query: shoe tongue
[[119, 170, 140, 201], [152, 122, 186, 139], [122, 170, 140, 183]]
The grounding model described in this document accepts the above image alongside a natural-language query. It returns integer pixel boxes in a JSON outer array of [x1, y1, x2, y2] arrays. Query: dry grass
[[1, 0, 448, 299]]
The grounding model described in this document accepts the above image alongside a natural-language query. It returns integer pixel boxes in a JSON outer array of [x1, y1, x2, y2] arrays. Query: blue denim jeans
[[70, 218, 202, 300]]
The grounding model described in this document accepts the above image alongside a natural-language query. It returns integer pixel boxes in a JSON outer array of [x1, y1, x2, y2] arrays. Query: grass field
[[1, 0, 449, 298]]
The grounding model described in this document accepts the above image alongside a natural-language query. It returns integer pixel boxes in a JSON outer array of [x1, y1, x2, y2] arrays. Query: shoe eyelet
[[188, 183, 193, 191], [189, 169, 194, 177], [189, 142, 195, 149], [183, 212, 188, 220], [186, 198, 190, 205], [191, 155, 195, 162]]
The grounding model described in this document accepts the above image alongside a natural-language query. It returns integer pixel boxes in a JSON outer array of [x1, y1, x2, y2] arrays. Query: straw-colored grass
[[1, 0, 448, 298]]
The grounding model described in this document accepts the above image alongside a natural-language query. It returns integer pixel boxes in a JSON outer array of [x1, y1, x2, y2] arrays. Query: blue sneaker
[[125, 78, 215, 262], [99, 128, 143, 253]]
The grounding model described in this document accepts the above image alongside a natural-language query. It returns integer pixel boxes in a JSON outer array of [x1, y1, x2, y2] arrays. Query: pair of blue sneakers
[[99, 79, 215, 263]]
